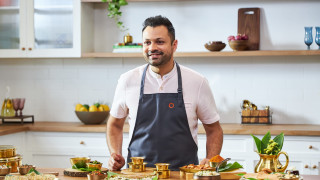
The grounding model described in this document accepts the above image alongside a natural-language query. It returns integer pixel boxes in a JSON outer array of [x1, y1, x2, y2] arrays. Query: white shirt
[[110, 63, 220, 145]]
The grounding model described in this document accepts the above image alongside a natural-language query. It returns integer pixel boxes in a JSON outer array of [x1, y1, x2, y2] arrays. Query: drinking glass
[[304, 27, 313, 50], [12, 98, 21, 116], [18, 98, 25, 116], [315, 27, 320, 50]]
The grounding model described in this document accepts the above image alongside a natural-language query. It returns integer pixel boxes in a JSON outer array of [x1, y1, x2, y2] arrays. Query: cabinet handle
[[313, 165, 317, 169], [309, 145, 313, 149], [80, 141, 85, 145], [304, 165, 309, 168], [22, 47, 25, 51], [28, 47, 32, 51]]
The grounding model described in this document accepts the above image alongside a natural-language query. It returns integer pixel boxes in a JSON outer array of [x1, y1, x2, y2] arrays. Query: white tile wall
[[0, 1, 319, 124]]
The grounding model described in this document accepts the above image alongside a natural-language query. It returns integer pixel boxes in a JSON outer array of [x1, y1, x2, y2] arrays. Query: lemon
[[89, 105, 98, 112], [98, 106, 104, 112], [75, 104, 83, 111], [79, 107, 88, 112], [101, 104, 110, 111]]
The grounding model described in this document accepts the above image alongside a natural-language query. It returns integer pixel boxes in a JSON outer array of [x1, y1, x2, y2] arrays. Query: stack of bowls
[[129, 157, 146, 172], [0, 145, 22, 173], [154, 163, 170, 179]]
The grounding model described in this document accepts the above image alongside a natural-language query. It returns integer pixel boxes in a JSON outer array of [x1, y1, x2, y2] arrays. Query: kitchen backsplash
[[0, 56, 319, 124]]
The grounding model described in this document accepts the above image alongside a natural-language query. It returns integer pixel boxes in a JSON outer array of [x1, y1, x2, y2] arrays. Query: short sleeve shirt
[[110, 63, 220, 145]]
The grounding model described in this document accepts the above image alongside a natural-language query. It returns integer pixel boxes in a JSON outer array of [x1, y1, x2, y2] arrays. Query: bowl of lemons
[[75, 103, 110, 125]]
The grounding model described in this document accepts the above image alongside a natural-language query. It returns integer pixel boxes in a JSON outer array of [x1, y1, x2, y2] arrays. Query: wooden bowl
[[228, 40, 249, 51], [75, 111, 109, 125], [18, 165, 36, 175], [0, 167, 11, 176], [204, 42, 226, 51]]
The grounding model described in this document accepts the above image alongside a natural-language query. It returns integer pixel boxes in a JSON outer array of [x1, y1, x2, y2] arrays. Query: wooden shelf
[[82, 50, 320, 58]]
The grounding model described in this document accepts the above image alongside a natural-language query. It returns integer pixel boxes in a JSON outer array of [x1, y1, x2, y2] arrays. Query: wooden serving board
[[238, 8, 260, 50], [121, 167, 155, 176], [63, 168, 108, 177]]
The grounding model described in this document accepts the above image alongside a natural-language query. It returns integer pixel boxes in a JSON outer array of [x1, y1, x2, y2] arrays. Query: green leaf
[[119, 0, 128, 6], [108, 171, 119, 179], [247, 178, 258, 180], [236, 173, 246, 177], [28, 168, 40, 175], [261, 131, 271, 154], [273, 132, 284, 151], [101, 0, 107, 2], [218, 162, 243, 172], [251, 134, 262, 153]]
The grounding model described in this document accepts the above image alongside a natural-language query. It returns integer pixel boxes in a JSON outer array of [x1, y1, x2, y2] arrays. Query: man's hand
[[108, 153, 125, 170], [199, 158, 210, 165]]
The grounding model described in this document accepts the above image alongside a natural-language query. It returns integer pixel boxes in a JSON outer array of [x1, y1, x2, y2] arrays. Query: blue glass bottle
[[304, 27, 313, 50], [315, 27, 320, 50]]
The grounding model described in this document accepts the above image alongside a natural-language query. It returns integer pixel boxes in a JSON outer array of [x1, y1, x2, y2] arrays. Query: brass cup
[[155, 170, 170, 179], [124, 34, 133, 44], [87, 173, 106, 180], [0, 155, 22, 173], [155, 163, 170, 171], [70, 157, 91, 166], [128, 162, 133, 170], [130, 157, 144, 165], [132, 163, 144, 172], [86, 163, 102, 170]]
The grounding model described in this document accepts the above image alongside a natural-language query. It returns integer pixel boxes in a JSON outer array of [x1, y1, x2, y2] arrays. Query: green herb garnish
[[251, 131, 284, 155]]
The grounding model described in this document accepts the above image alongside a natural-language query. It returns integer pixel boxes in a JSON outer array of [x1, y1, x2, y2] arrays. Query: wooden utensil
[[238, 8, 260, 50]]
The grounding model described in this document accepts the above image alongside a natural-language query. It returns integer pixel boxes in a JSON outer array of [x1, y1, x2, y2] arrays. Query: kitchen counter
[[3, 168, 318, 180], [1, 122, 320, 136]]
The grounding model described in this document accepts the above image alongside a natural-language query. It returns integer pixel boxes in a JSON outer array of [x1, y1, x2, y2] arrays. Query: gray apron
[[127, 63, 199, 170]]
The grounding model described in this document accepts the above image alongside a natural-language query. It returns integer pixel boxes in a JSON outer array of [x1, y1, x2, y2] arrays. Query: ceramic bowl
[[18, 165, 36, 175], [228, 40, 249, 51], [0, 167, 11, 176], [204, 41, 226, 51], [70, 157, 91, 166], [75, 111, 109, 125]]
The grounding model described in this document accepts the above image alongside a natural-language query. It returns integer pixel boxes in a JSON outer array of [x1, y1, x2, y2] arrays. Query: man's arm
[[199, 121, 223, 165], [106, 115, 126, 170]]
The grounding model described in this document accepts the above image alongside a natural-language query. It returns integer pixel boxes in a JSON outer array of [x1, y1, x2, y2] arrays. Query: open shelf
[[82, 50, 320, 58]]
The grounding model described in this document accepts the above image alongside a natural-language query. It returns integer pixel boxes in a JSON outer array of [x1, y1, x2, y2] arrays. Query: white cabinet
[[0, 0, 80, 58]]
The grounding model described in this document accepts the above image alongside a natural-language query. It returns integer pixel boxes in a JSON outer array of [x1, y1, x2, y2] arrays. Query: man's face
[[142, 25, 177, 67]]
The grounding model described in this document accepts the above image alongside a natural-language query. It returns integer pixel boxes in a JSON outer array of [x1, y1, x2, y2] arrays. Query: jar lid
[[0, 154, 22, 162], [0, 145, 15, 150]]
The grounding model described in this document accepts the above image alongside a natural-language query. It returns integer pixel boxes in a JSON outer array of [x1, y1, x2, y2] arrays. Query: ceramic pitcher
[[254, 151, 289, 173]]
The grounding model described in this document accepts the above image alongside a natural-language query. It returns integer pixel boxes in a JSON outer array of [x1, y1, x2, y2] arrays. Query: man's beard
[[144, 50, 172, 67]]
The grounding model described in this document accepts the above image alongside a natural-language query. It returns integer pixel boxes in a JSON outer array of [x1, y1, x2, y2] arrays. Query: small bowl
[[75, 111, 109, 125], [209, 161, 227, 169], [70, 157, 91, 166], [86, 163, 102, 170], [204, 41, 226, 52], [18, 165, 36, 175], [0, 167, 11, 176], [87, 173, 106, 180], [193, 174, 221, 180], [228, 40, 249, 51]]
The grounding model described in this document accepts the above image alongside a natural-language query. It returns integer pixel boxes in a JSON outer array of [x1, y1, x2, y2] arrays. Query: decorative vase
[[254, 151, 289, 173]]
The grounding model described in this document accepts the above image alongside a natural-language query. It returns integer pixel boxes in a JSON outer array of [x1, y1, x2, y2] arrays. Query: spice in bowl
[[0, 165, 11, 176], [87, 170, 106, 180], [18, 164, 36, 175], [209, 155, 226, 168]]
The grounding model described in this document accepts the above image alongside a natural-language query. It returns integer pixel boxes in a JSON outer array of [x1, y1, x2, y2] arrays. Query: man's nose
[[149, 42, 157, 51]]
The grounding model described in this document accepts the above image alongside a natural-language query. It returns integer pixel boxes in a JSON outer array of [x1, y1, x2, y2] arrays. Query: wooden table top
[[1, 122, 320, 136]]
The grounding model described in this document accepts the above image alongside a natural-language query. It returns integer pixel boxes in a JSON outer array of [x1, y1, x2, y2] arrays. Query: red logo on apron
[[169, 103, 174, 108]]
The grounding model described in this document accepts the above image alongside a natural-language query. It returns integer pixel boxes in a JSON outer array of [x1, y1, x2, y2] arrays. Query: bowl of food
[[209, 155, 227, 169], [18, 164, 36, 175], [70, 157, 91, 167], [0, 165, 11, 176], [193, 171, 221, 180], [75, 111, 109, 125], [204, 41, 226, 52], [228, 40, 249, 51], [86, 160, 103, 170], [87, 171, 106, 180]]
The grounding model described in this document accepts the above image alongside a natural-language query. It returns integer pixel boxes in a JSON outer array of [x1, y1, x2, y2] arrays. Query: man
[[107, 15, 223, 171]]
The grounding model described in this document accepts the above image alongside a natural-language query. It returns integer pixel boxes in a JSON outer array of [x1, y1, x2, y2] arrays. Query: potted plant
[[101, 0, 128, 31], [251, 131, 289, 173]]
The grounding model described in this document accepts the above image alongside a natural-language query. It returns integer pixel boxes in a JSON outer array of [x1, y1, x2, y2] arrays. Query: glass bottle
[[315, 27, 320, 50], [304, 27, 313, 50], [1, 86, 15, 117]]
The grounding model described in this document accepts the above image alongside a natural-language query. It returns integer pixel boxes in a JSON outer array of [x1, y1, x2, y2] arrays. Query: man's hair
[[142, 15, 175, 44]]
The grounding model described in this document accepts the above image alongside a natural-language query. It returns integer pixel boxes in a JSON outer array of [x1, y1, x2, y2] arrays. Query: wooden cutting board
[[238, 8, 260, 50]]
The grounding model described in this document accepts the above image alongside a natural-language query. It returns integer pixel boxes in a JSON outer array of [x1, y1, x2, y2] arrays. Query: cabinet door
[[0, 0, 27, 57], [0, 0, 80, 58], [26, 0, 80, 57]]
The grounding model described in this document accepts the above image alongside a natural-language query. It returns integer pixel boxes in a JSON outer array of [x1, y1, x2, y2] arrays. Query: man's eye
[[157, 41, 164, 44], [144, 41, 151, 45]]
